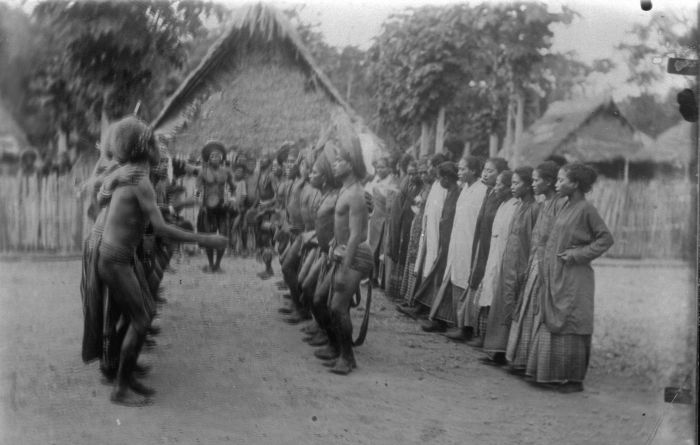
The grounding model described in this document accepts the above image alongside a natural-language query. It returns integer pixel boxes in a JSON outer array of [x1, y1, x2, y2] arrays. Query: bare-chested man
[[277, 145, 309, 322], [301, 145, 340, 347], [281, 149, 321, 324], [195, 141, 235, 273], [252, 152, 277, 277], [98, 117, 227, 406], [81, 139, 145, 376], [313, 124, 372, 375]]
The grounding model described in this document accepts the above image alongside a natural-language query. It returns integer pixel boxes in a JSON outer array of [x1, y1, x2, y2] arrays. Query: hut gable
[[517, 96, 640, 166], [152, 2, 382, 169]]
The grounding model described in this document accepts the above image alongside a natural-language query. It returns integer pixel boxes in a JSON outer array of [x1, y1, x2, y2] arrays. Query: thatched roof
[[151, 2, 383, 173], [632, 121, 697, 167], [0, 97, 29, 157], [516, 96, 641, 166]]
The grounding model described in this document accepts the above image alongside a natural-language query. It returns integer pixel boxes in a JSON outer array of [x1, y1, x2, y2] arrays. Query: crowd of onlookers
[[366, 151, 613, 393]]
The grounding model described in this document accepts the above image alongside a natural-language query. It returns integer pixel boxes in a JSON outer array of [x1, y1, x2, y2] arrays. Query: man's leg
[[213, 213, 227, 272], [328, 267, 363, 375], [301, 256, 330, 349], [198, 209, 215, 272], [281, 236, 307, 323], [98, 260, 153, 406], [312, 264, 337, 359]]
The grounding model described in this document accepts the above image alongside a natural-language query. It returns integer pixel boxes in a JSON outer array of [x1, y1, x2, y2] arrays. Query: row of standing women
[[372, 153, 613, 393]]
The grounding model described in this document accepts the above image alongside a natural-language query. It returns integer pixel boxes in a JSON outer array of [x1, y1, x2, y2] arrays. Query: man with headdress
[[251, 151, 278, 278], [229, 160, 249, 255], [96, 116, 227, 406], [313, 120, 372, 375], [269, 142, 295, 265], [301, 143, 341, 348], [290, 149, 323, 318], [81, 129, 146, 380], [195, 141, 235, 273], [278, 144, 315, 324]]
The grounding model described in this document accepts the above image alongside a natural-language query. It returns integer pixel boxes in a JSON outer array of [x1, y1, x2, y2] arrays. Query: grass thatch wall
[[167, 50, 338, 158]]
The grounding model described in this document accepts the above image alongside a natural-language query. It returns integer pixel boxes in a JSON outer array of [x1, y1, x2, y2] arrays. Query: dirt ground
[[0, 254, 696, 445]]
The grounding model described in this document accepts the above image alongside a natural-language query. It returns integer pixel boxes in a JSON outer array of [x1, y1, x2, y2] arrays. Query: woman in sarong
[[504, 161, 560, 374], [415, 162, 461, 332], [385, 159, 420, 300], [468, 170, 517, 345], [397, 154, 448, 317], [434, 156, 486, 339], [482, 166, 538, 365], [526, 163, 613, 393], [366, 156, 399, 287], [457, 158, 509, 344], [396, 157, 430, 308]]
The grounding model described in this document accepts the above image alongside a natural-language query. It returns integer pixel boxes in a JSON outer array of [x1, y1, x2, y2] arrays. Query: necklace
[[340, 179, 358, 195]]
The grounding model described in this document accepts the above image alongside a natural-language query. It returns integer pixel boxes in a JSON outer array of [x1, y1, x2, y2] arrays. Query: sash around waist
[[99, 241, 134, 265], [331, 242, 373, 277]]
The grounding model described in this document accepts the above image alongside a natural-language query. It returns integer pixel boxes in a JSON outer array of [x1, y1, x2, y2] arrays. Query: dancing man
[[314, 119, 373, 375], [98, 117, 227, 405], [195, 141, 235, 273]]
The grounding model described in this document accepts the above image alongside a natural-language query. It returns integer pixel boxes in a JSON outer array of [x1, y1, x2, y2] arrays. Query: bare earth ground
[[0, 254, 696, 445]]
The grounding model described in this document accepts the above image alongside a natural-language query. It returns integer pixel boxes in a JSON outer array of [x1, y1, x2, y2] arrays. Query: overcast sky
[[275, 0, 697, 99], [10, 0, 697, 99]]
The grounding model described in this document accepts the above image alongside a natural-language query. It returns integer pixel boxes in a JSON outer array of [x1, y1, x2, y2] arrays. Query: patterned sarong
[[506, 259, 541, 368], [80, 227, 105, 364], [525, 323, 591, 383]]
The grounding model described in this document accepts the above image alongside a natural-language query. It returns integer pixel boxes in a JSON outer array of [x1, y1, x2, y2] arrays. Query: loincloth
[[98, 240, 152, 322], [196, 206, 228, 235], [331, 242, 373, 278]]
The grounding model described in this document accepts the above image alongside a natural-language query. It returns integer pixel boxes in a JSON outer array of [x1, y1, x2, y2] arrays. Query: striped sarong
[[476, 306, 490, 338], [525, 323, 591, 383], [81, 227, 105, 364], [506, 260, 541, 368]]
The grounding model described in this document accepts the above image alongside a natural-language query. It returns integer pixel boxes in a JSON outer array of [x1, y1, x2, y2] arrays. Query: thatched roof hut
[[0, 97, 29, 159], [632, 121, 696, 170], [1, 98, 32, 175], [151, 2, 384, 175], [515, 96, 641, 169]]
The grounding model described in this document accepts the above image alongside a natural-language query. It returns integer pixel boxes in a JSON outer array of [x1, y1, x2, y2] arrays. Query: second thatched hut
[[151, 2, 384, 174]]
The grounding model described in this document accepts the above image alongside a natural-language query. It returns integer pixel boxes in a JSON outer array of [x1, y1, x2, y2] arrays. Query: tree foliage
[[27, 1, 224, 150], [616, 11, 696, 92], [366, 2, 587, 155]]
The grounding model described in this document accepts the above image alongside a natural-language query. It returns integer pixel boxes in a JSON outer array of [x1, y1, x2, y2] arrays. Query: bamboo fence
[[0, 174, 693, 259], [587, 178, 693, 259], [0, 173, 87, 253]]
